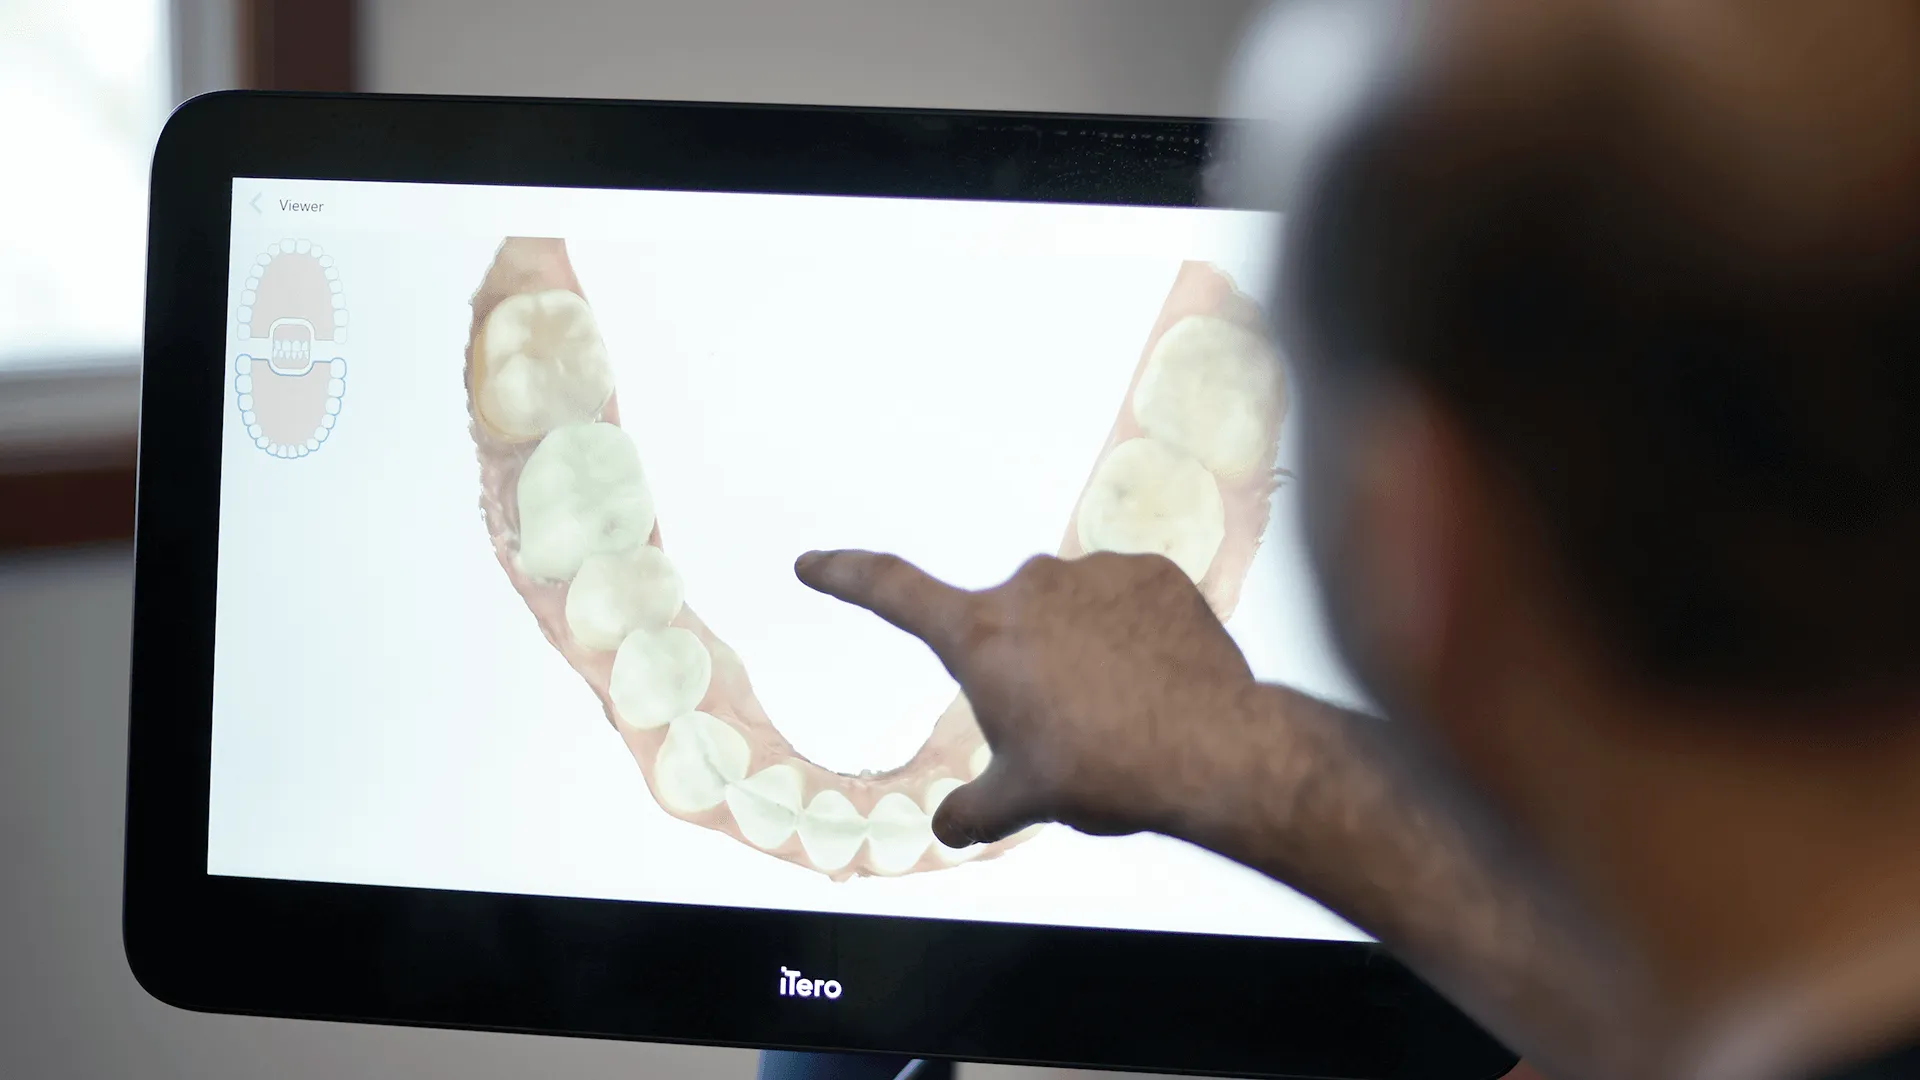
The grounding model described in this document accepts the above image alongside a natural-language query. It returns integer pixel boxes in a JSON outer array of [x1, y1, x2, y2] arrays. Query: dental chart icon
[[464, 238, 1290, 880], [234, 239, 347, 458]]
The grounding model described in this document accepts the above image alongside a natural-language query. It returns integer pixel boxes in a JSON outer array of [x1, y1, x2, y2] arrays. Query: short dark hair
[[1282, 48, 1920, 698]]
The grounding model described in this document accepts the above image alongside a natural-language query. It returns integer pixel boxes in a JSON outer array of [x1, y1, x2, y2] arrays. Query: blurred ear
[[1309, 380, 1473, 726]]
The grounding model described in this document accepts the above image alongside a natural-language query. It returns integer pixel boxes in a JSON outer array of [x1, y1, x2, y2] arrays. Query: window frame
[[0, 0, 356, 552]]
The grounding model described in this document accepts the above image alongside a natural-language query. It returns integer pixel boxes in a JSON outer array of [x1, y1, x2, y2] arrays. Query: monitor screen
[[207, 177, 1370, 946]]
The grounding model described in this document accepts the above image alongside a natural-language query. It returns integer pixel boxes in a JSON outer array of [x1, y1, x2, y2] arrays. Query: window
[[0, 0, 174, 374]]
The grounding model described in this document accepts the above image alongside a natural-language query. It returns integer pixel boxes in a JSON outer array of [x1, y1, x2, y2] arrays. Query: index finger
[[794, 550, 980, 662]]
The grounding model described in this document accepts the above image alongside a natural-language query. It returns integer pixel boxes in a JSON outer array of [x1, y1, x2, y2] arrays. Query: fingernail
[[795, 550, 824, 571]]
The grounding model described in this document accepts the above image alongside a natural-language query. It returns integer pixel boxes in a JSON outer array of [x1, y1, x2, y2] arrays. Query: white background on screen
[[206, 190, 1370, 943]]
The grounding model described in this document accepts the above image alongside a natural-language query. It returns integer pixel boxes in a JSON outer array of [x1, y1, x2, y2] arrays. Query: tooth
[[514, 422, 656, 582], [565, 545, 686, 650], [235, 356, 250, 375], [236, 305, 252, 324], [330, 279, 343, 294], [330, 359, 346, 377], [254, 436, 269, 449], [314, 425, 330, 443], [239, 394, 253, 410], [1076, 437, 1225, 582], [724, 763, 804, 849], [255, 253, 271, 267], [241, 410, 256, 425], [797, 790, 867, 871], [922, 778, 982, 863], [331, 294, 346, 310], [866, 792, 932, 875], [296, 239, 311, 253], [309, 245, 324, 258], [241, 290, 256, 305], [306, 438, 319, 451], [336, 328, 348, 345], [653, 712, 750, 813], [248, 423, 262, 439], [333, 310, 348, 326], [280, 238, 297, 253], [970, 743, 991, 778], [236, 374, 252, 394], [610, 626, 711, 731], [322, 414, 336, 429], [476, 289, 615, 441], [318, 255, 334, 269], [1132, 315, 1284, 477], [327, 377, 344, 396]]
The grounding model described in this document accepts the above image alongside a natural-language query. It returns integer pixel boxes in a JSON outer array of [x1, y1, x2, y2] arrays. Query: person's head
[[1251, 0, 1920, 1012]]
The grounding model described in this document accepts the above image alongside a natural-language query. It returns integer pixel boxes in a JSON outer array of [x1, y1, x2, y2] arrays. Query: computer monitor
[[123, 90, 1515, 1079]]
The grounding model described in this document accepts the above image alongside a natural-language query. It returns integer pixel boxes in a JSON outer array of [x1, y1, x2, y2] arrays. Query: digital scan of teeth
[[206, 184, 1373, 943]]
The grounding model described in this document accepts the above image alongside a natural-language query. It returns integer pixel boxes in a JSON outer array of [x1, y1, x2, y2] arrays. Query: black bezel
[[127, 90, 1516, 1079]]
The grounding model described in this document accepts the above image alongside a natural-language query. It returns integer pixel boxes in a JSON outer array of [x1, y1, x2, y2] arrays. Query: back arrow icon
[[251, 192, 262, 214]]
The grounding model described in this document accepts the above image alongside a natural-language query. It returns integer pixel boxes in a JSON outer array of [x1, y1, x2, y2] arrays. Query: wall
[[365, 0, 1260, 115]]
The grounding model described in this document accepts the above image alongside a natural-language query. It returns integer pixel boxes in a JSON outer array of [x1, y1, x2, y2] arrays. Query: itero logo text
[[778, 966, 843, 1000]]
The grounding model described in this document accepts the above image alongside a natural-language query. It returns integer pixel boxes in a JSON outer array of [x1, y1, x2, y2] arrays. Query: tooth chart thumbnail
[[234, 239, 348, 457], [464, 238, 1289, 880]]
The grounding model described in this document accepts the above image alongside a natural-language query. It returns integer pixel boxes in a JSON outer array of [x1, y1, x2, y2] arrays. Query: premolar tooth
[[566, 546, 685, 651], [653, 712, 750, 813], [1076, 437, 1225, 582], [724, 764, 804, 850], [1132, 315, 1284, 477], [797, 790, 867, 872], [514, 422, 656, 582], [476, 289, 615, 441], [610, 626, 711, 731], [867, 792, 933, 875], [922, 778, 982, 863]]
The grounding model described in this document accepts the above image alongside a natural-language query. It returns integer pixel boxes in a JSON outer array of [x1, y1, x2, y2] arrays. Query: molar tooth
[[240, 290, 256, 305], [513, 422, 655, 582], [724, 764, 804, 850], [1132, 315, 1284, 477], [867, 792, 933, 875], [609, 626, 711, 731], [797, 790, 867, 872], [1075, 436, 1225, 583], [653, 712, 749, 813], [922, 778, 982, 863], [236, 305, 252, 325], [329, 358, 346, 378], [566, 546, 685, 651], [475, 289, 614, 441]]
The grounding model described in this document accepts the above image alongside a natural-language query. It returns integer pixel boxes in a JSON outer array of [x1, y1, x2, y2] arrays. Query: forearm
[[1163, 684, 1656, 1080]]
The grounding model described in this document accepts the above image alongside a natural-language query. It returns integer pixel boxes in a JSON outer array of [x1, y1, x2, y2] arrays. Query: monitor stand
[[756, 1050, 955, 1080]]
